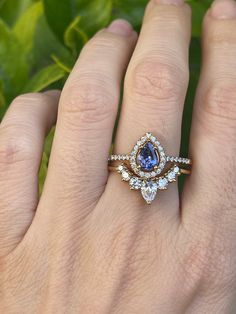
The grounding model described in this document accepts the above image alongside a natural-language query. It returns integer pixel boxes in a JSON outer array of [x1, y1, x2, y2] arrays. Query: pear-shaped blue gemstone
[[137, 142, 159, 172]]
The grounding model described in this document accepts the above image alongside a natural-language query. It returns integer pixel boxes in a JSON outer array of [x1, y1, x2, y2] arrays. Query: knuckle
[[180, 223, 236, 292], [175, 232, 212, 294], [199, 83, 236, 147], [179, 243, 207, 292], [11, 93, 48, 108], [0, 133, 35, 166], [203, 83, 236, 122], [61, 79, 116, 125], [127, 60, 188, 106], [207, 25, 236, 47], [86, 32, 124, 52], [0, 124, 38, 169]]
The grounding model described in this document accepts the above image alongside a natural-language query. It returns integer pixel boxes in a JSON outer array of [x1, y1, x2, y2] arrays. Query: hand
[[1, 0, 236, 313]]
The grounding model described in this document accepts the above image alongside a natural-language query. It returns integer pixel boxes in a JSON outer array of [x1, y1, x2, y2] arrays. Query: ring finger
[[112, 0, 191, 214]]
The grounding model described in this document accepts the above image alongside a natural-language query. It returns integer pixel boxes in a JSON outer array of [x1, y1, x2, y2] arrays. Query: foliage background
[[0, 0, 212, 188]]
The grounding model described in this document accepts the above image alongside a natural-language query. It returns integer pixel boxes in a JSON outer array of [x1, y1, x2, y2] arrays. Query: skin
[[1, 0, 236, 312]]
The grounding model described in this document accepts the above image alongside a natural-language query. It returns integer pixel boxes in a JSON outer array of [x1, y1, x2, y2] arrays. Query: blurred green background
[[0, 0, 212, 189]]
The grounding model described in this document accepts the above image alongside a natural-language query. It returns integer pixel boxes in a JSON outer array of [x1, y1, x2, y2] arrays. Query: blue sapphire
[[137, 142, 159, 172]]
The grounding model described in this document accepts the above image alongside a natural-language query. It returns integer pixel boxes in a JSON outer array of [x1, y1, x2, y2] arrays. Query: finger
[[116, 0, 191, 153], [39, 21, 137, 213], [0, 91, 59, 257], [183, 0, 236, 224], [112, 0, 191, 212]]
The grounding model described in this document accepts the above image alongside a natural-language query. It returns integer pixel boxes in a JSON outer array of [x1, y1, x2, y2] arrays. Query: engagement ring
[[109, 133, 192, 205]]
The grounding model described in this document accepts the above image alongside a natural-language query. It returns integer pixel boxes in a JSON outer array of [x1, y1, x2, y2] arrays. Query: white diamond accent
[[167, 171, 176, 182], [117, 165, 124, 172], [122, 171, 130, 181], [174, 166, 180, 174], [129, 177, 142, 190], [158, 178, 168, 190], [116, 163, 185, 205], [141, 137, 146, 144]]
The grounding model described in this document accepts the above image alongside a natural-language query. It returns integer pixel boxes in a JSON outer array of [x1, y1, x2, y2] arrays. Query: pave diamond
[[141, 180, 158, 204], [129, 177, 142, 190]]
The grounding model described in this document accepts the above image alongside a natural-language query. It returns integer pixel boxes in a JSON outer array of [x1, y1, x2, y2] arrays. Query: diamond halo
[[130, 133, 166, 179]]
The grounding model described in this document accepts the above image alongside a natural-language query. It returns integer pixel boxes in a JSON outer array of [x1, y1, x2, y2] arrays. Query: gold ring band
[[108, 165, 191, 175]]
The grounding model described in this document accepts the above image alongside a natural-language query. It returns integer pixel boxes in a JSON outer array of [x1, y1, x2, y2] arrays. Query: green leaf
[[13, 2, 43, 54], [0, 81, 6, 108], [74, 0, 112, 36], [39, 152, 48, 194], [52, 55, 72, 74], [0, 18, 28, 104], [39, 127, 55, 192], [0, 0, 6, 9], [44, 127, 55, 157], [44, 0, 112, 42], [23, 64, 66, 93], [64, 15, 88, 56], [62, 0, 113, 56], [31, 15, 74, 73], [43, 0, 74, 42], [112, 0, 147, 31], [187, 0, 212, 36], [181, 38, 201, 156], [0, 0, 36, 26]]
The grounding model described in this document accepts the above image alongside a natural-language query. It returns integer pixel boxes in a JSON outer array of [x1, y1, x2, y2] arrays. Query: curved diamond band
[[108, 132, 192, 205], [109, 154, 191, 165]]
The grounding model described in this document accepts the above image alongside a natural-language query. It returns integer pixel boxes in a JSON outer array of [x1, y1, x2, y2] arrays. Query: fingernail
[[108, 19, 133, 36], [154, 0, 184, 5], [211, 0, 236, 19]]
